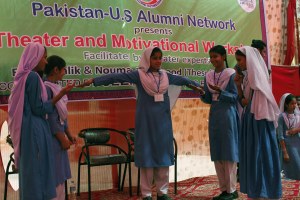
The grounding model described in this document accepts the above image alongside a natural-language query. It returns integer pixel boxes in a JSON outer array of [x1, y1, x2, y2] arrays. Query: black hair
[[209, 45, 229, 68], [151, 47, 163, 57], [296, 96, 300, 106], [235, 49, 246, 57], [45, 55, 66, 76], [251, 40, 266, 52], [284, 94, 296, 112]]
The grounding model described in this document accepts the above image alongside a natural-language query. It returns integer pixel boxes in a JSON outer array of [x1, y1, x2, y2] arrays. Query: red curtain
[[283, 0, 296, 65], [272, 65, 300, 103]]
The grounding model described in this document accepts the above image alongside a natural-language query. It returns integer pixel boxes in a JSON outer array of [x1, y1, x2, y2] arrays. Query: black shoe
[[212, 191, 227, 200], [231, 191, 238, 199], [219, 193, 234, 200], [157, 194, 172, 200], [142, 196, 152, 200]]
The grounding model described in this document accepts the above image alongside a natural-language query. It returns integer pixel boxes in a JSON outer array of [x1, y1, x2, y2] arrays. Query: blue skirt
[[239, 106, 282, 198], [282, 136, 300, 180]]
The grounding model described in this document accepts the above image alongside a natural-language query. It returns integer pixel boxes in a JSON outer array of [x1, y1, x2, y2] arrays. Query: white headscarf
[[239, 46, 280, 127], [137, 46, 181, 109], [279, 93, 291, 113], [138, 46, 169, 96], [8, 42, 47, 168]]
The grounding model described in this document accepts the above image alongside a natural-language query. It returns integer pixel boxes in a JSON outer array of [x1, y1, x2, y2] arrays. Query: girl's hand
[[62, 81, 75, 94], [208, 84, 221, 92], [53, 82, 75, 105], [76, 78, 94, 88], [286, 130, 293, 135], [283, 152, 290, 162], [241, 98, 248, 107], [287, 128, 299, 135], [188, 84, 205, 95], [234, 74, 243, 86], [60, 138, 71, 150], [68, 135, 77, 145]]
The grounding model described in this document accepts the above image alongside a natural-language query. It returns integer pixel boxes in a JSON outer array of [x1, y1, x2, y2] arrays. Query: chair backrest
[[79, 128, 110, 145], [79, 128, 132, 156]]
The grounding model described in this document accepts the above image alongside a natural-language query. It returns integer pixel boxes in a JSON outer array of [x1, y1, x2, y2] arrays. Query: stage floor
[[72, 175, 300, 200]]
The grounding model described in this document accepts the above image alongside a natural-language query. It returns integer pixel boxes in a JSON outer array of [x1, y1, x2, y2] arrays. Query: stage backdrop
[[0, 0, 266, 104]]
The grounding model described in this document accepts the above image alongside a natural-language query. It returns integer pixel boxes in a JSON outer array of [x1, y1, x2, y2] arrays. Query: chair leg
[[173, 137, 178, 195], [77, 162, 81, 196], [4, 170, 9, 200], [137, 167, 140, 196], [88, 165, 91, 200], [77, 152, 83, 196], [65, 180, 68, 200], [128, 162, 132, 196], [118, 164, 123, 191], [4, 160, 12, 200], [120, 162, 132, 196], [121, 163, 128, 191], [174, 158, 177, 194]]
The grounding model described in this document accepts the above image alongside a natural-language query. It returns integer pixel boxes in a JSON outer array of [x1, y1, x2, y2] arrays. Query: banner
[[0, 0, 266, 104]]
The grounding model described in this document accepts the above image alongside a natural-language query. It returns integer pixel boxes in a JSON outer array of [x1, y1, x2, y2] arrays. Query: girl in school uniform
[[78, 46, 200, 200], [44, 55, 77, 199], [199, 45, 239, 200], [277, 93, 300, 180], [234, 46, 282, 199]]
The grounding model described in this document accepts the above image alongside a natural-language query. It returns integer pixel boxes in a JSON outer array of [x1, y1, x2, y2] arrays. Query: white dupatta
[[136, 46, 181, 109], [44, 81, 68, 124], [239, 46, 280, 127]]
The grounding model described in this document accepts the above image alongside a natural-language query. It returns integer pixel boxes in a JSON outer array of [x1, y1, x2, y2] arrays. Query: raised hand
[[76, 78, 94, 88], [62, 81, 75, 94], [234, 74, 243, 86], [52, 81, 75, 105]]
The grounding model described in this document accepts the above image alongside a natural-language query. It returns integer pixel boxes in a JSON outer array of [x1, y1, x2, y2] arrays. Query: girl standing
[[44, 55, 76, 199], [78, 46, 200, 200], [234, 46, 282, 199], [199, 45, 239, 200], [277, 93, 300, 180]]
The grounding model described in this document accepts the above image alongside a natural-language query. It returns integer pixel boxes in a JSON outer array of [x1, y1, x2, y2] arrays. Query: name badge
[[212, 93, 219, 101], [154, 94, 164, 102]]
